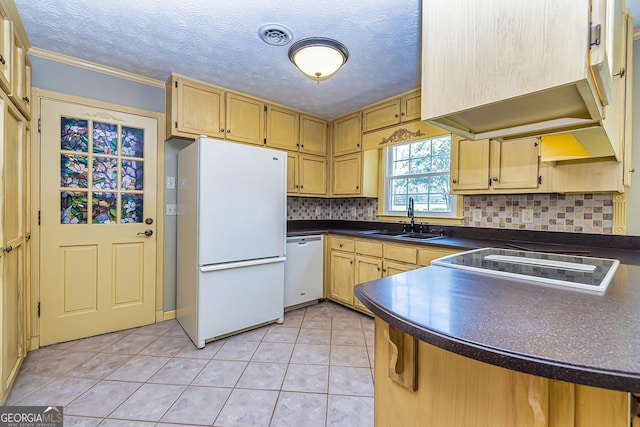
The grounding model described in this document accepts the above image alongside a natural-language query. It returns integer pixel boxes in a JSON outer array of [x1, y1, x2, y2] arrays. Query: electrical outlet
[[351, 207, 357, 216], [367, 207, 374, 217], [472, 208, 482, 222], [315, 207, 321, 216], [166, 204, 177, 216], [166, 176, 176, 190], [522, 208, 534, 224]]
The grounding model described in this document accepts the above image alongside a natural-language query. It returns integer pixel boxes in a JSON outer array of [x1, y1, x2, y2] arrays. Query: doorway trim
[[30, 87, 166, 349]]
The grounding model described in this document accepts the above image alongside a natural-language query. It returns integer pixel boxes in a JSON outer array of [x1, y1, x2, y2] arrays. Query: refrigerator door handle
[[199, 256, 287, 273]]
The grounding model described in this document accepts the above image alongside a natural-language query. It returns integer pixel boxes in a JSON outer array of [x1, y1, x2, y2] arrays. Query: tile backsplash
[[289, 193, 614, 234]]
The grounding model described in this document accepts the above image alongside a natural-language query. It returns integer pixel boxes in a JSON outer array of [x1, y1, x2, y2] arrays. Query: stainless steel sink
[[358, 230, 408, 237], [398, 233, 441, 240]]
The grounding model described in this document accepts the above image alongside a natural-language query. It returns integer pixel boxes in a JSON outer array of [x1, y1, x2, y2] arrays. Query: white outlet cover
[[522, 209, 534, 224], [472, 208, 482, 222], [351, 207, 357, 216], [315, 207, 321, 215]]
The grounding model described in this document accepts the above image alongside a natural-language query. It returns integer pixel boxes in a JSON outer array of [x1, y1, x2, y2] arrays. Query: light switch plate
[[522, 209, 534, 224], [367, 207, 374, 217], [472, 208, 482, 222], [315, 207, 321, 216], [166, 176, 176, 190], [166, 204, 177, 216]]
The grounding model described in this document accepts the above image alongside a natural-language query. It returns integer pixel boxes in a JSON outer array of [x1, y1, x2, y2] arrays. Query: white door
[[196, 138, 286, 265], [39, 98, 158, 346]]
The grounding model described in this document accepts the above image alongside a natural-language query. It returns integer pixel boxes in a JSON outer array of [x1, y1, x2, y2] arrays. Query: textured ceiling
[[13, 0, 421, 120], [12, 1, 640, 121]]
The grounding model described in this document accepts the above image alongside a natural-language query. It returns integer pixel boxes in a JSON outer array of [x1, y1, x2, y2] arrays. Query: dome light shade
[[288, 37, 349, 82]]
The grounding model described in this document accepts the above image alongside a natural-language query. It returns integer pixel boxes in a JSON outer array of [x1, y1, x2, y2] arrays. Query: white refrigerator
[[176, 136, 287, 348]]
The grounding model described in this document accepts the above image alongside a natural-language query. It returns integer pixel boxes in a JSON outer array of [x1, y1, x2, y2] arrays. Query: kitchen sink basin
[[398, 233, 441, 240], [358, 230, 408, 237]]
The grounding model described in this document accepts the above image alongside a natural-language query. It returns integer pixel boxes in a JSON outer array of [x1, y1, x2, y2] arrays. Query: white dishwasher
[[285, 235, 324, 309]]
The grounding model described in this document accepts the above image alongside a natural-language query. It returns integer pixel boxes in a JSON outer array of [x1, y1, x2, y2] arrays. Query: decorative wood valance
[[362, 120, 449, 151]]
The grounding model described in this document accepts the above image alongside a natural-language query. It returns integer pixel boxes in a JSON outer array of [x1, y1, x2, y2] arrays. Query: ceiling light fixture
[[288, 37, 349, 83]]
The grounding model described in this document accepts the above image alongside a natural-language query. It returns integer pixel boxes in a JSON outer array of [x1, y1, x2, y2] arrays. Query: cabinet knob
[[339, 243, 343, 248], [377, 266, 381, 271], [452, 179, 457, 184], [227, 129, 231, 133], [23, 96, 29, 103], [401, 112, 405, 116], [350, 260, 353, 264], [355, 185, 359, 190], [492, 177, 498, 182], [0, 54, 4, 65], [357, 143, 360, 147], [220, 128, 225, 133], [382, 268, 386, 273], [395, 114, 399, 118], [4, 245, 12, 253]]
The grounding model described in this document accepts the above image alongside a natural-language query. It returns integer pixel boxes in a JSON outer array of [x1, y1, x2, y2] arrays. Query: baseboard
[[163, 310, 176, 321]]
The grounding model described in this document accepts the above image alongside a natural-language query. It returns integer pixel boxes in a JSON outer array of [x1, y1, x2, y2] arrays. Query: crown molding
[[28, 47, 165, 89]]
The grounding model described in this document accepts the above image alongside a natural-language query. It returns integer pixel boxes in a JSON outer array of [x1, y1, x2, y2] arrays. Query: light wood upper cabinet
[[8, 35, 29, 120], [332, 150, 378, 197], [299, 154, 327, 196], [287, 152, 299, 194], [333, 112, 362, 156], [362, 90, 421, 133], [0, 13, 11, 94], [300, 114, 327, 156], [451, 137, 543, 194], [167, 75, 225, 139], [266, 104, 299, 151], [225, 92, 264, 145]]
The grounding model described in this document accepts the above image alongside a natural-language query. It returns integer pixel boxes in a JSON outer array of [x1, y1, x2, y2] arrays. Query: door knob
[[137, 229, 153, 237]]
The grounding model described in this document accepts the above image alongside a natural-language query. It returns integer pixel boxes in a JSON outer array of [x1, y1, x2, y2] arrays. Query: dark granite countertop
[[290, 220, 640, 392]]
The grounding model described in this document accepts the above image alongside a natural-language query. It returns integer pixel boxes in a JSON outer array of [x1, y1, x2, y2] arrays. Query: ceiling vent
[[258, 24, 293, 46]]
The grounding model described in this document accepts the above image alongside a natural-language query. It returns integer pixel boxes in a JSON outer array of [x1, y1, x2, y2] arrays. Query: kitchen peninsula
[[354, 247, 640, 426]]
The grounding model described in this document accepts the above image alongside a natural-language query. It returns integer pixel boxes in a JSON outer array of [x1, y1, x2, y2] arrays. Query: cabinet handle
[[613, 67, 625, 78], [492, 177, 498, 182], [0, 54, 4, 65], [452, 179, 457, 184], [382, 268, 386, 273]]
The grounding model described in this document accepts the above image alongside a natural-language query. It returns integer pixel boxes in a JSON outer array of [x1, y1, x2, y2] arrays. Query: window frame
[[381, 136, 458, 219]]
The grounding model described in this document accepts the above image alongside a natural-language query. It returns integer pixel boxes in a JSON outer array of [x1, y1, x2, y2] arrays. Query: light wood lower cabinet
[[329, 250, 355, 306], [354, 255, 382, 314], [375, 318, 631, 427]]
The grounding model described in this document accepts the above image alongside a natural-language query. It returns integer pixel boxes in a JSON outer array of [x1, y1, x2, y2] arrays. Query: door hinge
[[37, 302, 40, 317], [175, 80, 178, 88], [38, 210, 41, 225], [264, 105, 267, 112], [264, 138, 267, 145], [38, 117, 41, 133], [590, 24, 601, 47], [488, 178, 492, 187], [175, 121, 178, 129], [538, 176, 543, 185]]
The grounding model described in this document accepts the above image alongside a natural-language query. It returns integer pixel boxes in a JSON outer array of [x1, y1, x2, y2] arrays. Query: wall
[[627, 40, 640, 235]]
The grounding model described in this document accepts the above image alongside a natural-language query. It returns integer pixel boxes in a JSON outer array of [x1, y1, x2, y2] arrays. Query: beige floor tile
[[5, 373, 56, 405], [20, 350, 95, 377], [160, 385, 231, 425], [62, 415, 102, 426], [290, 343, 330, 365], [281, 364, 328, 393], [213, 340, 260, 361], [67, 352, 132, 379], [103, 334, 156, 354], [326, 395, 374, 427], [271, 391, 327, 427], [138, 336, 191, 357], [214, 388, 279, 427], [192, 359, 247, 387], [251, 342, 294, 363], [15, 377, 98, 406], [65, 332, 126, 352], [332, 316, 363, 330], [98, 419, 155, 426], [263, 326, 300, 343], [331, 329, 366, 346], [65, 380, 141, 417], [236, 362, 287, 390], [105, 355, 170, 382], [228, 326, 268, 342], [148, 357, 208, 385], [175, 338, 225, 359], [330, 345, 370, 367], [305, 302, 334, 317], [296, 328, 331, 345], [301, 316, 332, 329], [109, 383, 185, 422], [328, 366, 374, 396], [129, 319, 178, 336]]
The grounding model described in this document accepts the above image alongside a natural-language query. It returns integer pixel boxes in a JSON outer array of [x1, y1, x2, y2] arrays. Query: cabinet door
[[363, 99, 401, 132], [330, 250, 355, 306], [9, 37, 30, 119], [299, 154, 327, 195], [174, 77, 225, 139], [0, 14, 11, 94], [450, 137, 490, 191], [287, 152, 299, 195], [225, 92, 264, 145], [333, 112, 362, 156], [266, 104, 299, 151], [490, 138, 539, 190], [354, 255, 382, 314], [332, 153, 361, 195], [383, 260, 415, 277], [1, 96, 26, 401], [300, 114, 327, 155], [401, 91, 421, 122]]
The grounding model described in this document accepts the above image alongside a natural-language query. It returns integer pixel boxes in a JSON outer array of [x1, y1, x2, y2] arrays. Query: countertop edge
[[354, 284, 640, 393]]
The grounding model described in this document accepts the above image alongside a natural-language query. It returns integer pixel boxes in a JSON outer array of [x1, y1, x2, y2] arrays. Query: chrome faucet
[[407, 197, 415, 232]]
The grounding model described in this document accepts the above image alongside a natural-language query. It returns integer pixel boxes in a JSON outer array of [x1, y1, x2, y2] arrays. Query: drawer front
[[383, 244, 417, 264], [418, 248, 459, 266], [356, 240, 383, 257], [330, 236, 355, 252]]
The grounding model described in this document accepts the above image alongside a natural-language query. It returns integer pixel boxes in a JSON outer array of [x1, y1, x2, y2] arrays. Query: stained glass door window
[[60, 117, 145, 224]]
